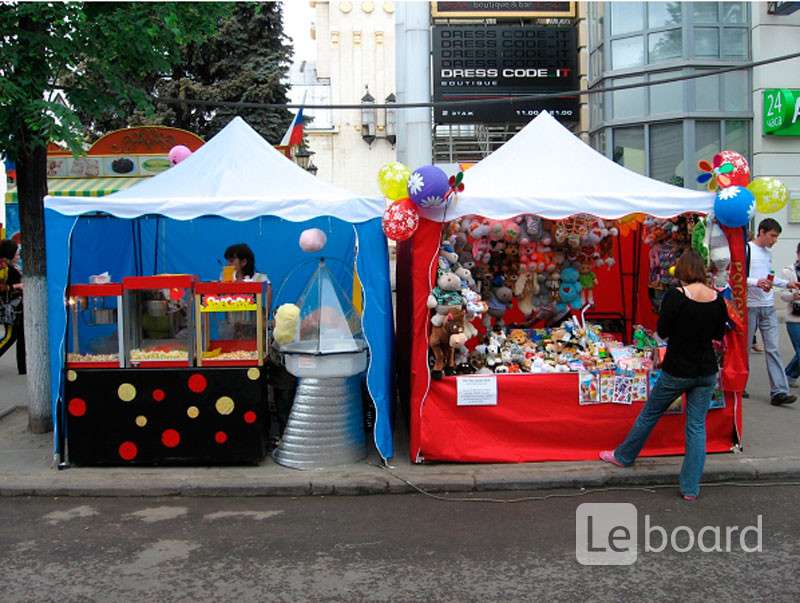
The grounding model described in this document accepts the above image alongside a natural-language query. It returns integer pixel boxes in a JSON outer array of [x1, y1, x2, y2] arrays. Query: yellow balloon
[[749, 177, 789, 214], [377, 162, 411, 201]]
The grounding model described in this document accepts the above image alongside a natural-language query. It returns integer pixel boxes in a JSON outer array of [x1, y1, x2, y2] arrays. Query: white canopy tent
[[45, 116, 383, 222], [426, 111, 715, 221]]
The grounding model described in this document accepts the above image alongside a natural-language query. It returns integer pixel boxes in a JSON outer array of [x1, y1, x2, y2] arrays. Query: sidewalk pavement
[[1, 336, 799, 498]]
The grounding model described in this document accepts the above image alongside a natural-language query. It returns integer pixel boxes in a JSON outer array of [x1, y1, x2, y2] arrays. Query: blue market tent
[[44, 117, 395, 461]]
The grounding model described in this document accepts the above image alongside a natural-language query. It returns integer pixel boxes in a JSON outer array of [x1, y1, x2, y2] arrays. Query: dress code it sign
[[433, 24, 579, 124]]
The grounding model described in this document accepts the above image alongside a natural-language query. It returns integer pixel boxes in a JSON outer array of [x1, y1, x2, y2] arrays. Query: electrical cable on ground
[[373, 462, 800, 503], [144, 50, 800, 112]]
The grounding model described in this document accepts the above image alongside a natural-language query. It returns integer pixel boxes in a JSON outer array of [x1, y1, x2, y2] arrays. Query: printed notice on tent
[[456, 376, 497, 406]]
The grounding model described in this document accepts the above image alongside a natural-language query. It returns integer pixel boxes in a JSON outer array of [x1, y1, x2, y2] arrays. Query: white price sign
[[456, 375, 498, 407]]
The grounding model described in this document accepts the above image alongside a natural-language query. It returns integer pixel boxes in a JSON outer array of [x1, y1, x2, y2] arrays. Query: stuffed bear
[[427, 268, 464, 327], [485, 283, 513, 328], [556, 266, 583, 312]]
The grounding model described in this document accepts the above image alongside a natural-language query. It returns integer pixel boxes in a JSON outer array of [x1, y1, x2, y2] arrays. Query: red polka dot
[[161, 429, 181, 448], [214, 431, 228, 444], [67, 398, 86, 417], [119, 441, 138, 461], [188, 374, 207, 393], [243, 411, 257, 424], [152, 389, 165, 402]]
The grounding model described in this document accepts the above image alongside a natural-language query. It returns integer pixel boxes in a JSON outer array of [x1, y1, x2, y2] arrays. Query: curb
[[2, 457, 799, 497]]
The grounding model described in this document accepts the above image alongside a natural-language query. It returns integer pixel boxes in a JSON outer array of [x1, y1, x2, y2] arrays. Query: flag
[[280, 94, 306, 147]]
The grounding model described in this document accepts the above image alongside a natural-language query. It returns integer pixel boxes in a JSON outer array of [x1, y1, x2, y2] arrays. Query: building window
[[605, 1, 749, 68], [650, 122, 684, 186], [725, 119, 750, 159], [611, 2, 643, 35], [613, 76, 646, 119], [649, 70, 684, 114], [612, 126, 646, 175], [694, 121, 722, 189]]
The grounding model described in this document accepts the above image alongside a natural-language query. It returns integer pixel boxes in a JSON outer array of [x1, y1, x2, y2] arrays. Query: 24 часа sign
[[432, 24, 579, 124]]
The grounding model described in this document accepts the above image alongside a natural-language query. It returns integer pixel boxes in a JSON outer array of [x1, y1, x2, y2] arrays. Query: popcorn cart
[[122, 275, 195, 368], [194, 281, 267, 367], [65, 283, 124, 368]]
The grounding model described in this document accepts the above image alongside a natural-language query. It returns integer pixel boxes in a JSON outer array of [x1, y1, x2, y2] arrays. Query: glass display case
[[66, 283, 124, 368], [122, 275, 195, 368], [280, 259, 367, 378], [194, 281, 267, 367]]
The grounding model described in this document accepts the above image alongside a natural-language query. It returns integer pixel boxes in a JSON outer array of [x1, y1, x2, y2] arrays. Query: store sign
[[432, 24, 579, 124], [431, 2, 575, 19], [763, 89, 800, 136]]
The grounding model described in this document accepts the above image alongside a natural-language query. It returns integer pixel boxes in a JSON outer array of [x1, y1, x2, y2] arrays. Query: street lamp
[[360, 86, 376, 146], [294, 146, 315, 171], [384, 93, 397, 147]]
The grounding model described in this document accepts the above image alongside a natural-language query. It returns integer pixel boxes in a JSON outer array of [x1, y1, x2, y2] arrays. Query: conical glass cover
[[282, 259, 365, 354]]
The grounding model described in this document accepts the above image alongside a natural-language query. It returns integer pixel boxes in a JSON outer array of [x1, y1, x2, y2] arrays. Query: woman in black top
[[0, 239, 25, 374], [600, 250, 729, 500]]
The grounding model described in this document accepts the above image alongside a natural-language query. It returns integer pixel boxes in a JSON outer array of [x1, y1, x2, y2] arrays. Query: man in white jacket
[[747, 218, 797, 406]]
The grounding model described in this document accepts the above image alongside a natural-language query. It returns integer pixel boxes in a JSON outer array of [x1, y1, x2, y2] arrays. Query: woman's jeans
[[614, 370, 717, 497], [785, 322, 800, 382]]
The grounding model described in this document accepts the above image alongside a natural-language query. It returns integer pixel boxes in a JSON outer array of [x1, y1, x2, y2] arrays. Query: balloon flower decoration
[[378, 162, 412, 201], [382, 198, 419, 242], [696, 150, 750, 191], [714, 185, 755, 228], [748, 176, 789, 215], [168, 145, 192, 166], [407, 164, 450, 208]]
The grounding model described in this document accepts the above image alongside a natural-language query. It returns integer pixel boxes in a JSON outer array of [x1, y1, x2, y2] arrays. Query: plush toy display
[[429, 309, 468, 379]]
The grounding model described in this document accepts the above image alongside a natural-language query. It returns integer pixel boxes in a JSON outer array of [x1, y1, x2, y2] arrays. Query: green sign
[[763, 89, 800, 136]]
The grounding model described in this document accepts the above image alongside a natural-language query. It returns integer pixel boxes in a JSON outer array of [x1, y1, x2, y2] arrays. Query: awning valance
[[5, 177, 148, 203]]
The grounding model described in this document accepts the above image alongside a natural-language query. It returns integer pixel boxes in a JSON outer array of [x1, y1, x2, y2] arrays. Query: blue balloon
[[714, 186, 755, 228], [407, 165, 450, 208]]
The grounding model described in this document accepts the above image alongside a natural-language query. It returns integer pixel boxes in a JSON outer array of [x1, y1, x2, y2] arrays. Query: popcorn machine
[[65, 283, 124, 368]]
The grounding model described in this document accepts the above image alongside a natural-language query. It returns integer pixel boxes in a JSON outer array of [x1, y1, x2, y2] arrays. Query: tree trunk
[[16, 139, 52, 434]]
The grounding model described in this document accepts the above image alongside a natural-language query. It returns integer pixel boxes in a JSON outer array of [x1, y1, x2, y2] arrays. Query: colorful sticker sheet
[[578, 371, 600, 405]]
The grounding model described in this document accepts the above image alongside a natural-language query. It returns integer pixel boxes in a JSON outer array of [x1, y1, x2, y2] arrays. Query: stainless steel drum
[[273, 375, 366, 469]]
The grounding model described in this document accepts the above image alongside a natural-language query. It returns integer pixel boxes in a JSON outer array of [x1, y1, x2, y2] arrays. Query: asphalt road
[[1, 484, 799, 602]]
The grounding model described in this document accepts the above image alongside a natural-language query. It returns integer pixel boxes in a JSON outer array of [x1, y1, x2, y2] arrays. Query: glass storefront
[[588, 1, 752, 187]]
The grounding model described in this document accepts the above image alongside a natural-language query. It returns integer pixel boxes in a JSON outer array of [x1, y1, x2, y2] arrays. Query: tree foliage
[[68, 3, 294, 144], [0, 2, 232, 159]]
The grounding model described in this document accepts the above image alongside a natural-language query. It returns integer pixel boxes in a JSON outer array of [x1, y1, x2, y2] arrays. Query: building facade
[[585, 1, 800, 267], [301, 0, 398, 195]]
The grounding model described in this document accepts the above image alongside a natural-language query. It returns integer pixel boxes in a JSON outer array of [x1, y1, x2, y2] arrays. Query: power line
[[150, 51, 800, 111]]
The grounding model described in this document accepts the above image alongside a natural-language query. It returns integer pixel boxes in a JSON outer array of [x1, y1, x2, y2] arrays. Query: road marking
[[124, 506, 189, 523], [123, 539, 201, 574], [43, 505, 99, 525], [203, 510, 284, 521]]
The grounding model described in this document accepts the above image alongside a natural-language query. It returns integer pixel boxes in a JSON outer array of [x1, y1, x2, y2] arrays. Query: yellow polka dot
[[66, 370, 77, 382], [118, 383, 137, 402], [215, 396, 235, 415], [135, 415, 147, 427], [187, 406, 200, 419], [247, 368, 260, 381]]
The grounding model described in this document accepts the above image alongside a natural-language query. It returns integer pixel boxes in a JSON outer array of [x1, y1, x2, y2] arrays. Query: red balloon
[[713, 150, 750, 188], [382, 198, 420, 241]]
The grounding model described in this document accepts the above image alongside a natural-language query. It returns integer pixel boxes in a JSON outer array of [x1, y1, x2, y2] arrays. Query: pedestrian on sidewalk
[[746, 218, 797, 406], [600, 250, 729, 501], [781, 242, 800, 389], [0, 239, 25, 375]]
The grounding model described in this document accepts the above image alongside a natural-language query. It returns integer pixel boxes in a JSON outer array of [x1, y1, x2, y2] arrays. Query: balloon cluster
[[378, 162, 463, 241], [698, 150, 789, 228]]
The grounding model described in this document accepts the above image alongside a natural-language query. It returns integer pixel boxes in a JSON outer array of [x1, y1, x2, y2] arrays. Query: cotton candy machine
[[273, 256, 368, 469]]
